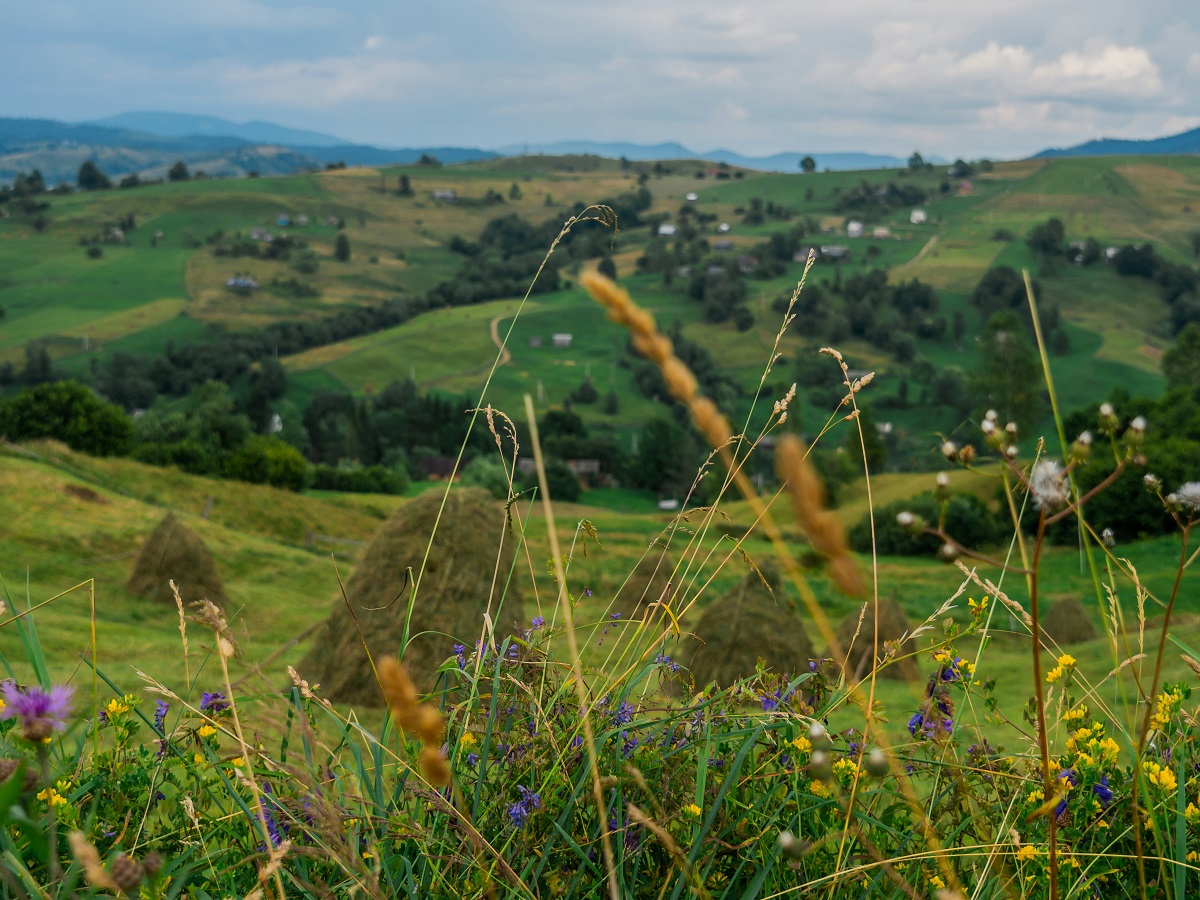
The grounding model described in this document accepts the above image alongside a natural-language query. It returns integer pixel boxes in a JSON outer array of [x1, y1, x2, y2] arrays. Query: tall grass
[[0, 216, 1196, 899]]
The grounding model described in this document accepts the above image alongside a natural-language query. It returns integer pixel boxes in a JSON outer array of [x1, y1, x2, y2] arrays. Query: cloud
[[1029, 44, 1162, 97], [219, 54, 437, 106]]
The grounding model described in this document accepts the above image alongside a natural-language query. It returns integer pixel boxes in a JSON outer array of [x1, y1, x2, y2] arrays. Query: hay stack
[[833, 596, 918, 681], [300, 487, 522, 706], [683, 564, 813, 689], [127, 513, 229, 608], [613, 551, 675, 617], [1041, 597, 1098, 645]]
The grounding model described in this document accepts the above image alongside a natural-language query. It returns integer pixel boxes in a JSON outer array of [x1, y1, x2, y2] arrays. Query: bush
[[223, 436, 309, 491], [0, 380, 134, 456], [461, 456, 510, 499], [849, 491, 1005, 555], [311, 462, 409, 494], [524, 459, 581, 502]]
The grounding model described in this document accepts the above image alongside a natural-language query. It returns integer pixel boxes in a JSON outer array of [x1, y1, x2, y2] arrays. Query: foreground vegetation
[[1, 258, 1198, 898]]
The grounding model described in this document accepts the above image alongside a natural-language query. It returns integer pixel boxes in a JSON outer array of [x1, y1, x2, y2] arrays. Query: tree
[[397, 174, 413, 196], [799, 156, 816, 174], [77, 160, 111, 191], [627, 417, 695, 496], [597, 257, 617, 280], [1163, 322, 1200, 390], [168, 161, 191, 182], [968, 311, 1044, 431], [21, 342, 54, 385], [0, 381, 134, 456], [1025, 218, 1065, 256], [334, 233, 351, 262], [224, 436, 308, 491], [908, 151, 925, 171], [930, 366, 972, 418]]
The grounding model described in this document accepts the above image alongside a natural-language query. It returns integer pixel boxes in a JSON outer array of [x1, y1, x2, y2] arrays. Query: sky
[[4, 0, 1199, 159]]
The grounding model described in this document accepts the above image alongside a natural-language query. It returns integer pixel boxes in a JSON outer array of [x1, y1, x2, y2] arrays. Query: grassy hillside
[[1, 153, 1196, 467]]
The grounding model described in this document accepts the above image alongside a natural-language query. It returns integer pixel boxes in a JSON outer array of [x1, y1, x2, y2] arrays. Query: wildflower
[[200, 691, 228, 713], [941, 441, 957, 460], [1101, 528, 1116, 547], [936, 472, 951, 489], [1055, 769, 1077, 817], [37, 786, 67, 806], [1016, 845, 1041, 862], [1173, 482, 1200, 513], [930, 875, 946, 890], [466, 752, 479, 766], [1062, 706, 1088, 723], [197, 724, 216, 738], [1129, 416, 1146, 433], [981, 418, 996, 436], [790, 736, 812, 754], [832, 757, 859, 780], [1092, 776, 1112, 808], [231, 756, 245, 767], [907, 712, 925, 736], [896, 510, 915, 528], [154, 699, 169, 733], [1143, 761, 1177, 793], [1029, 459, 1068, 511], [0, 682, 74, 742], [761, 690, 782, 712], [460, 732, 477, 747], [654, 653, 680, 672], [531, 615, 545, 629], [610, 612, 621, 620], [453, 644, 466, 668], [1144, 473, 1161, 491], [105, 697, 130, 717], [193, 753, 204, 765], [508, 785, 541, 829], [1150, 688, 1184, 730]]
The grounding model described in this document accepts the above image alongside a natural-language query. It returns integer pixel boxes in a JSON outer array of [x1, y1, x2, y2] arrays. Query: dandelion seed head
[[985, 409, 998, 422], [1099, 403, 1114, 418], [1030, 459, 1068, 511], [1005, 422, 1018, 436], [936, 472, 950, 489], [1101, 528, 1116, 548], [896, 511, 915, 528], [1144, 474, 1161, 490], [1130, 416, 1147, 433], [1174, 482, 1200, 512], [941, 441, 957, 460], [980, 419, 996, 435], [1076, 430, 1093, 446]]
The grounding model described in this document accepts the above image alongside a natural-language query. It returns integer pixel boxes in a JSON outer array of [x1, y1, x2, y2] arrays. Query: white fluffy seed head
[[1099, 403, 1114, 418], [981, 419, 996, 435], [897, 511, 915, 527], [1030, 459, 1068, 511], [1130, 416, 1147, 433], [941, 441, 957, 460], [936, 472, 950, 488], [985, 409, 998, 422]]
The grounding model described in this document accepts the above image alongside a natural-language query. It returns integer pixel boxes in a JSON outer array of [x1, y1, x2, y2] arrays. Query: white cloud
[[219, 54, 437, 106], [1029, 44, 1162, 97]]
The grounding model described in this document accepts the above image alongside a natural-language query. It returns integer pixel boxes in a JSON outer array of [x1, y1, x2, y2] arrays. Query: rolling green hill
[[1, 153, 1197, 468]]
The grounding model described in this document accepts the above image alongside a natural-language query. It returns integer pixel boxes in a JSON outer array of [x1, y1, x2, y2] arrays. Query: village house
[[819, 244, 850, 261], [713, 239, 734, 251], [431, 189, 457, 202], [226, 275, 259, 292], [910, 209, 927, 224], [872, 226, 891, 239], [717, 222, 731, 233], [737, 254, 758, 274], [295, 214, 309, 226], [846, 220, 864, 238], [276, 214, 290, 227], [552, 333, 573, 348], [685, 192, 699, 202], [250, 227, 272, 242], [657, 223, 677, 237]]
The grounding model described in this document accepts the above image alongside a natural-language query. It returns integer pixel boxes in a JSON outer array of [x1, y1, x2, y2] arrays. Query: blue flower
[[200, 691, 228, 713], [614, 701, 635, 726], [611, 612, 621, 619], [761, 690, 781, 712], [654, 653, 680, 672], [1092, 775, 1112, 808], [154, 699, 169, 733], [531, 616, 545, 629], [466, 753, 479, 767], [1055, 769, 1078, 817], [907, 712, 925, 736], [508, 785, 541, 829]]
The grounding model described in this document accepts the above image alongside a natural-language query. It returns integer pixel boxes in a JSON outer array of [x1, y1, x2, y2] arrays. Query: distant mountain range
[[5, 110, 1196, 186], [1034, 127, 1200, 158]]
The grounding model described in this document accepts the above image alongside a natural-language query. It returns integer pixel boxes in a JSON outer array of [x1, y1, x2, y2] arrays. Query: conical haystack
[[127, 513, 229, 608], [833, 596, 918, 681], [613, 551, 675, 617], [300, 487, 523, 706], [682, 564, 813, 689], [1041, 597, 1098, 645]]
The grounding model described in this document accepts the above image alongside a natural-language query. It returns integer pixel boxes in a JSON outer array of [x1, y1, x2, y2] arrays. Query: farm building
[[552, 333, 573, 348], [657, 224, 677, 237], [432, 189, 457, 202], [910, 209, 927, 224], [846, 220, 864, 238]]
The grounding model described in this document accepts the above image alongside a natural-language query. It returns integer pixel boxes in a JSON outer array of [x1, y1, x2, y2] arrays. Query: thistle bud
[[1005, 422, 1018, 437], [808, 721, 832, 751], [1005, 445, 1019, 459], [1071, 430, 1092, 462], [936, 472, 951, 489], [896, 511, 915, 528], [865, 747, 888, 777], [1100, 528, 1115, 548], [958, 444, 976, 465], [1098, 402, 1118, 434], [985, 409, 998, 422], [939, 543, 959, 562], [941, 441, 957, 461]]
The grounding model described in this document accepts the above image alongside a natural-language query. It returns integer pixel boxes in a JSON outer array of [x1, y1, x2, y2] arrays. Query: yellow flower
[[683, 803, 701, 817], [460, 732, 477, 747], [37, 787, 66, 806], [1057, 653, 1076, 668], [1150, 690, 1183, 731], [1027, 788, 1044, 804], [790, 736, 812, 754], [197, 725, 217, 738], [930, 875, 945, 889], [1187, 850, 1200, 864], [1016, 845, 1041, 862], [810, 780, 831, 798], [105, 698, 129, 717], [232, 756, 246, 767], [1185, 801, 1199, 823], [1046, 666, 1064, 685], [193, 753, 204, 765], [832, 758, 859, 780], [1063, 706, 1088, 723], [1143, 761, 1177, 793]]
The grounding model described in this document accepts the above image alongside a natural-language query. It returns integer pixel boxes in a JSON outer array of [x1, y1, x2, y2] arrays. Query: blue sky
[[4, 1, 1198, 158]]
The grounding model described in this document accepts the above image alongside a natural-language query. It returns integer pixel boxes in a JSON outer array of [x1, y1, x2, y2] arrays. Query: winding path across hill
[[489, 314, 513, 367]]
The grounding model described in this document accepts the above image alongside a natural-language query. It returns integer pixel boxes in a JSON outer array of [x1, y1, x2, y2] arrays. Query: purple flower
[[0, 682, 74, 741], [1092, 775, 1112, 808], [508, 785, 541, 829], [466, 752, 479, 767], [622, 734, 639, 758], [1055, 769, 1078, 817], [614, 702, 635, 726], [907, 712, 925, 736], [531, 616, 545, 629], [610, 612, 621, 619], [761, 689, 782, 712], [654, 653, 680, 673], [584, 588, 592, 597], [200, 692, 228, 713], [154, 700, 169, 733]]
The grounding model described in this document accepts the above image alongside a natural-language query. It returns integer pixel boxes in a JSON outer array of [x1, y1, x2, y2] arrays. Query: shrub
[[850, 490, 1004, 555], [461, 456, 510, 499], [310, 462, 408, 494], [0, 380, 134, 456], [223, 436, 309, 491]]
